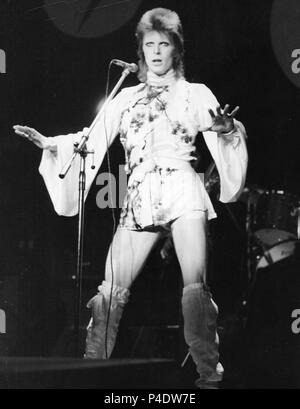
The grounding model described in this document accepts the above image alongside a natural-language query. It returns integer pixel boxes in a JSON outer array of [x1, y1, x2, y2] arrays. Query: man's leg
[[85, 226, 161, 359], [171, 211, 223, 387]]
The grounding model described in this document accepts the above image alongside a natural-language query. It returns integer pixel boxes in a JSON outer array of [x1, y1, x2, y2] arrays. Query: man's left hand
[[208, 104, 239, 134]]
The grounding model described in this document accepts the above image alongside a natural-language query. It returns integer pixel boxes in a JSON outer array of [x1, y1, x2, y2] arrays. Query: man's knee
[[181, 262, 207, 286]]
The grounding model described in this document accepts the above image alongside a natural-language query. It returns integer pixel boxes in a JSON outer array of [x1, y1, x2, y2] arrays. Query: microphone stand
[[59, 67, 132, 357]]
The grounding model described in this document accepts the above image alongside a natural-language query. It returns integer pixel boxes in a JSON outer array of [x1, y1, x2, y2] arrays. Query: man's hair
[[135, 8, 185, 82]]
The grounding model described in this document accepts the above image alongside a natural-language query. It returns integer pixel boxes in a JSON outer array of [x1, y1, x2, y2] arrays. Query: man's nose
[[154, 44, 161, 54]]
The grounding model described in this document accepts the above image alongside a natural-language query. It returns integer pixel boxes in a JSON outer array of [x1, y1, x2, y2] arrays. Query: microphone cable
[[103, 60, 118, 359], [102, 59, 137, 358]]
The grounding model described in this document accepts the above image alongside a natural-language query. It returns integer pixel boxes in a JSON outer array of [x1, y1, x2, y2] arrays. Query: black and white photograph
[[0, 0, 300, 391]]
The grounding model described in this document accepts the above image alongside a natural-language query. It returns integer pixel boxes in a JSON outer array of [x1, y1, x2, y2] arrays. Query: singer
[[13, 8, 248, 389]]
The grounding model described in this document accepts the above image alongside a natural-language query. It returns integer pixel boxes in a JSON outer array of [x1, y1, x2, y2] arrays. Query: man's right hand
[[13, 125, 50, 150]]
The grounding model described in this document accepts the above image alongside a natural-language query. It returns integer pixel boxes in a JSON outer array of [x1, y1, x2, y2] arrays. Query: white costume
[[39, 70, 248, 224]]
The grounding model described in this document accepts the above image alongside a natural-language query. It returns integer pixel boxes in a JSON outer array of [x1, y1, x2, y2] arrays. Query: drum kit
[[241, 187, 300, 281]]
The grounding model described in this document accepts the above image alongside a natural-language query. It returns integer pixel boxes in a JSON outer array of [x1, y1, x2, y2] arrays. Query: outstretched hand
[[13, 125, 48, 149], [208, 104, 239, 134]]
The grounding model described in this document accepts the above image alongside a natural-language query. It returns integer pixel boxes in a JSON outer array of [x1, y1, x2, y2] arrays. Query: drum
[[256, 240, 297, 269], [254, 190, 298, 246]]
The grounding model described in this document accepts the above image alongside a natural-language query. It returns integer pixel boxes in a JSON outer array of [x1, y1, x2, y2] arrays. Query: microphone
[[111, 59, 138, 73]]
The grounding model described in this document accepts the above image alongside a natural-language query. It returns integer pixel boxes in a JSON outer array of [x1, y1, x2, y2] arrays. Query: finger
[[216, 106, 222, 116], [13, 125, 26, 133], [223, 104, 230, 115], [15, 130, 27, 137], [24, 126, 35, 134], [13, 125, 33, 139], [14, 125, 28, 133], [14, 128, 28, 137], [229, 106, 240, 117], [24, 127, 38, 140], [208, 108, 215, 118]]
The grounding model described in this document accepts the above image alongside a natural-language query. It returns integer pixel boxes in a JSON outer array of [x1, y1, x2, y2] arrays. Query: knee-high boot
[[181, 282, 224, 386], [84, 280, 130, 359]]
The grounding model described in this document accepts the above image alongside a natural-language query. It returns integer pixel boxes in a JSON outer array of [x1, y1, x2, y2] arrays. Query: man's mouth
[[152, 59, 162, 64]]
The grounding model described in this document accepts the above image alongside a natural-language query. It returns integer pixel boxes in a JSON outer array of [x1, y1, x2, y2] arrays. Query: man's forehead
[[143, 31, 170, 42]]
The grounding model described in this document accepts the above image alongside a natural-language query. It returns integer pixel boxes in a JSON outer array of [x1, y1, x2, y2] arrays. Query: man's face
[[142, 31, 175, 76]]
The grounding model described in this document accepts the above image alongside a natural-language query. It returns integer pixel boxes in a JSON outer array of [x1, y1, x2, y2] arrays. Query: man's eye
[[161, 42, 170, 46]]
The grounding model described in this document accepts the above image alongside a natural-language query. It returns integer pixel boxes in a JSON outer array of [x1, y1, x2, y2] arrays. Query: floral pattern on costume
[[119, 179, 143, 229], [119, 166, 179, 230], [171, 121, 192, 144], [119, 84, 171, 176], [130, 112, 147, 133]]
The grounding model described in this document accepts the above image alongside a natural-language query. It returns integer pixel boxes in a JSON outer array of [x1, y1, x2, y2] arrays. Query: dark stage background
[[0, 0, 300, 388]]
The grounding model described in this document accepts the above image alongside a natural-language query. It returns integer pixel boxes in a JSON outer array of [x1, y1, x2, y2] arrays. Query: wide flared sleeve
[[38, 87, 131, 216], [191, 83, 248, 203]]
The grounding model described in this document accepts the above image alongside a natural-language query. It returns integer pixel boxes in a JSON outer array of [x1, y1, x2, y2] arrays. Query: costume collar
[[146, 69, 177, 87]]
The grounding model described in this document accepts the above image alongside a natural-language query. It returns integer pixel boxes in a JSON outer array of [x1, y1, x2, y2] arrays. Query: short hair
[[135, 8, 185, 82]]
